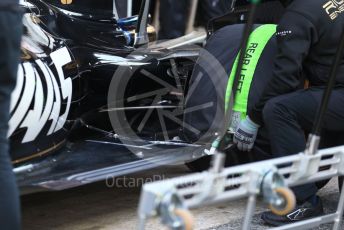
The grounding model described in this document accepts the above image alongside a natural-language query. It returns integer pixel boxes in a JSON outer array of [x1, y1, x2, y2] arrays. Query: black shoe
[[261, 196, 324, 226]]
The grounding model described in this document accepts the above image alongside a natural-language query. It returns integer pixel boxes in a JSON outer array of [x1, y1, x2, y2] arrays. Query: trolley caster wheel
[[269, 187, 296, 216], [174, 209, 194, 230]]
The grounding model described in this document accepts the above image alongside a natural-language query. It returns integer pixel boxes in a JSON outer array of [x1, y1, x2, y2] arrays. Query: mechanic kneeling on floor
[[0, 0, 22, 229], [234, 0, 344, 226]]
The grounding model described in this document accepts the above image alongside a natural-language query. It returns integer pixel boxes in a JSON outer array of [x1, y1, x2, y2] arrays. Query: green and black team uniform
[[182, 1, 286, 153], [183, 24, 281, 157], [233, 0, 344, 226], [185, 0, 344, 224], [0, 0, 22, 229]]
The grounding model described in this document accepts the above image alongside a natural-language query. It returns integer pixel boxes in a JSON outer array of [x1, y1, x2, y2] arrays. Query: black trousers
[[262, 87, 344, 202], [0, 8, 22, 230]]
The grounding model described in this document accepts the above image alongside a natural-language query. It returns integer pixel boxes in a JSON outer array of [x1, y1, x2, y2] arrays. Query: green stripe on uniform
[[225, 24, 277, 120]]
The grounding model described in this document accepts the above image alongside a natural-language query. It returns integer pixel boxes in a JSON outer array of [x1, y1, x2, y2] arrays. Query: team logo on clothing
[[276, 30, 292, 37], [323, 0, 344, 20]]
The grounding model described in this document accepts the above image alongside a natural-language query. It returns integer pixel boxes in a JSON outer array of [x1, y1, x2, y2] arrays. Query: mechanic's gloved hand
[[233, 116, 260, 152]]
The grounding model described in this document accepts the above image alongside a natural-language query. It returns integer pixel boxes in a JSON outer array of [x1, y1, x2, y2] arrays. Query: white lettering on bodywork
[[8, 47, 73, 143]]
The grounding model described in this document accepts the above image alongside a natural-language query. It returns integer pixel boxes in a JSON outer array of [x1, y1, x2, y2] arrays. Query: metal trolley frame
[[138, 146, 344, 230]]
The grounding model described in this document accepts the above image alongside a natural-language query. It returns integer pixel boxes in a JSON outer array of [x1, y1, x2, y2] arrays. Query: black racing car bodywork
[[13, 0, 208, 193], [12, 0, 282, 193], [13, 0, 157, 162]]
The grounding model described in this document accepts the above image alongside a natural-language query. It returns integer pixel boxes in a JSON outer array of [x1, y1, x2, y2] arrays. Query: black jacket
[[249, 0, 344, 125]]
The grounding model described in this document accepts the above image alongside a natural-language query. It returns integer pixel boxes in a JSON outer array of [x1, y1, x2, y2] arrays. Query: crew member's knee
[[262, 97, 293, 125]]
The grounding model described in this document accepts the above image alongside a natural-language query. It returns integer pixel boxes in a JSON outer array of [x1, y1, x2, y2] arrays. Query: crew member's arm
[[234, 10, 318, 151], [249, 10, 318, 125]]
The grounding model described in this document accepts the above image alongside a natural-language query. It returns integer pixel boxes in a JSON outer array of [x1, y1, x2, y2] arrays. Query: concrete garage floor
[[22, 165, 343, 230]]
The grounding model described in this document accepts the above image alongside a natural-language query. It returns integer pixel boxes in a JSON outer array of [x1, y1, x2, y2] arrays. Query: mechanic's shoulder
[[288, 0, 327, 10], [286, 0, 332, 24], [287, 0, 333, 17]]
